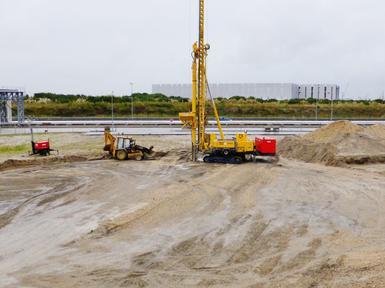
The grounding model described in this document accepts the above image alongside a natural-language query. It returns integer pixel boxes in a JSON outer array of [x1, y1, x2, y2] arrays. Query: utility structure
[[0, 89, 25, 124], [179, 0, 277, 163], [179, 0, 213, 161]]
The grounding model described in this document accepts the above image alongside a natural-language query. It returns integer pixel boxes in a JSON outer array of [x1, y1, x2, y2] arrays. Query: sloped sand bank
[[279, 121, 385, 165]]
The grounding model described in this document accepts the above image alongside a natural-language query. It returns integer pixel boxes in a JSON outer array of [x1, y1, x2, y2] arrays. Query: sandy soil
[[0, 134, 186, 171], [0, 133, 103, 164], [1, 133, 385, 287], [279, 122, 385, 166]]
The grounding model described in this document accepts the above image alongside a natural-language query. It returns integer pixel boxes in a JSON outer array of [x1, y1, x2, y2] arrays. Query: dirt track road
[[1, 147, 385, 287]]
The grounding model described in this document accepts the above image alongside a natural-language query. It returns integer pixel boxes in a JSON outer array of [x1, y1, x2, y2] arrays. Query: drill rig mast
[[179, 0, 277, 163], [179, 0, 224, 161]]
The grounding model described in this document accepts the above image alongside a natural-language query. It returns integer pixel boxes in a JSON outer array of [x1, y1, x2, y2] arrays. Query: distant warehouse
[[152, 83, 340, 100], [298, 84, 340, 100]]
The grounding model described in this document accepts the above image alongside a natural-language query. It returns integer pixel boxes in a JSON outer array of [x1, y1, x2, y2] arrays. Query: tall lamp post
[[315, 86, 320, 121], [130, 83, 134, 120], [330, 93, 334, 121], [111, 91, 115, 131]]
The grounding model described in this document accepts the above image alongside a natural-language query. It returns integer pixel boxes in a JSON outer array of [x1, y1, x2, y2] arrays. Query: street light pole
[[111, 91, 115, 131], [130, 83, 134, 120], [316, 86, 320, 121]]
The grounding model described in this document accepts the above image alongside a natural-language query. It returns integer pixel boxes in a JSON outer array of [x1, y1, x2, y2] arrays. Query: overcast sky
[[1, 0, 385, 99]]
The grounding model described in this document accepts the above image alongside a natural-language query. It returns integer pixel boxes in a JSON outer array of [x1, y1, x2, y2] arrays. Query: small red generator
[[255, 137, 277, 156], [31, 140, 54, 156]]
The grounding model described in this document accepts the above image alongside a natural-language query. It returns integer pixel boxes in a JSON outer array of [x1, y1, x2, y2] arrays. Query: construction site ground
[[1, 130, 385, 287]]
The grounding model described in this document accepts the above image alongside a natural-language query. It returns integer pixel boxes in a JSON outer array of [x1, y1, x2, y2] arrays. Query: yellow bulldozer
[[103, 127, 154, 161]]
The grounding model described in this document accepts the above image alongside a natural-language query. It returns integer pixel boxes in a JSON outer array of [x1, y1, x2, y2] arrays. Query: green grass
[[0, 144, 30, 154]]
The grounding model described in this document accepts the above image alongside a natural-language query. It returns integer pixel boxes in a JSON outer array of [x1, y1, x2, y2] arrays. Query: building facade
[[153, 83, 300, 100], [298, 85, 340, 100], [152, 83, 340, 100]]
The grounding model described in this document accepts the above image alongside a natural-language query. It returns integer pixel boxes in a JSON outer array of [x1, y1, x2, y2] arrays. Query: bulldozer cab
[[116, 137, 134, 150]]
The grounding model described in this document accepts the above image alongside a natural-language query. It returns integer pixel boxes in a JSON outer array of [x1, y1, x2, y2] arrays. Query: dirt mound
[[279, 121, 385, 165], [0, 150, 173, 172], [0, 155, 90, 172], [152, 151, 169, 158], [366, 124, 385, 138], [156, 148, 192, 163], [303, 121, 364, 143]]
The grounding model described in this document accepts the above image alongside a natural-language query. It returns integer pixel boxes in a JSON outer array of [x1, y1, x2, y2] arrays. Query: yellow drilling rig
[[179, 0, 277, 164]]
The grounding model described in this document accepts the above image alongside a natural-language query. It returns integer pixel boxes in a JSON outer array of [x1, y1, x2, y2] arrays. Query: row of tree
[[28, 92, 385, 105], [29, 93, 188, 103], [21, 100, 385, 118]]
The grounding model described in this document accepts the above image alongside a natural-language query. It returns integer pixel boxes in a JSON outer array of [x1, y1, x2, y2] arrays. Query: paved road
[[1, 120, 384, 135]]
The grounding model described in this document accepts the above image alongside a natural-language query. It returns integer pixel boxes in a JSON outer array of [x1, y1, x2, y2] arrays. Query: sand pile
[[366, 124, 385, 138], [279, 121, 385, 165], [0, 155, 95, 172]]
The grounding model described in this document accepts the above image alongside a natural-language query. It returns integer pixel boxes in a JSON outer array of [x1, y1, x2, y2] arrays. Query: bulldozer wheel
[[135, 152, 144, 161], [116, 150, 128, 161]]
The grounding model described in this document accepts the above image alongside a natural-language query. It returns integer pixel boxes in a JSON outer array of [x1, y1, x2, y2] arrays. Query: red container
[[255, 137, 276, 155], [34, 141, 50, 151]]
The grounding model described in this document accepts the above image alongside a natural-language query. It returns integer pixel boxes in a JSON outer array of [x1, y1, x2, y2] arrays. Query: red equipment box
[[34, 141, 50, 151], [255, 137, 276, 155]]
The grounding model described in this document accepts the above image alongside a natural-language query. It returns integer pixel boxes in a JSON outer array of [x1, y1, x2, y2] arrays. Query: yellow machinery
[[179, 0, 259, 164], [104, 127, 154, 161]]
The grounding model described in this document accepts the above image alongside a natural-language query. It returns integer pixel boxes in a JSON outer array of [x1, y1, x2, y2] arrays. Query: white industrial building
[[207, 83, 299, 100], [298, 85, 340, 100], [152, 83, 340, 100]]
